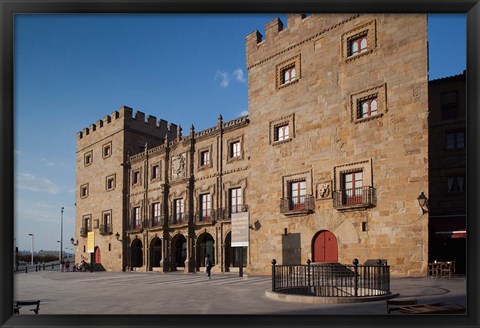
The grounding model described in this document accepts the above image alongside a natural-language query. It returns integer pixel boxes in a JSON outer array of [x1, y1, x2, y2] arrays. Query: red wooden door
[[313, 231, 338, 262], [94, 247, 101, 264]]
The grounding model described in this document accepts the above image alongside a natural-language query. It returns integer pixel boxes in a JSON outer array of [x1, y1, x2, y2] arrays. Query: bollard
[[35, 265, 38, 272], [271, 259, 277, 292], [25, 266, 28, 273], [353, 258, 359, 297], [43, 263, 46, 270], [52, 263, 54, 269]]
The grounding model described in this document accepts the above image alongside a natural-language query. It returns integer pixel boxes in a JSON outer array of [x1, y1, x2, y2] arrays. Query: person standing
[[205, 254, 213, 279]]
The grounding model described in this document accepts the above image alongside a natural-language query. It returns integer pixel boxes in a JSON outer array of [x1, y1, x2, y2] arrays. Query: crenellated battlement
[[246, 14, 360, 69], [77, 105, 178, 141]]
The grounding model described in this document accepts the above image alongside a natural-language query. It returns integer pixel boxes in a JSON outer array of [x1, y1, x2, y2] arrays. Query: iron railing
[[280, 195, 315, 214], [126, 221, 144, 233], [333, 186, 376, 209], [99, 224, 112, 235], [169, 214, 187, 225], [80, 227, 88, 237], [271, 259, 390, 297], [145, 216, 165, 229], [195, 212, 214, 223]]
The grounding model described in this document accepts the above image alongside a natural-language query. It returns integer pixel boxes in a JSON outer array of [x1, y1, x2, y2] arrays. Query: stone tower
[[245, 14, 429, 276], [75, 106, 177, 271]]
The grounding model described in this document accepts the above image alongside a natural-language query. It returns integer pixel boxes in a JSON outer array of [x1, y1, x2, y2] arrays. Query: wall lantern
[[417, 192, 428, 214], [70, 238, 78, 246]]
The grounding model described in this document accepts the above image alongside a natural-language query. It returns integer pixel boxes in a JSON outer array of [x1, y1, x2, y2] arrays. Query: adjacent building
[[75, 14, 433, 276]]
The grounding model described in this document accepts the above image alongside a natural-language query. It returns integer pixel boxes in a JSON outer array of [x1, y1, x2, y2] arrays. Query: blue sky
[[14, 14, 466, 253]]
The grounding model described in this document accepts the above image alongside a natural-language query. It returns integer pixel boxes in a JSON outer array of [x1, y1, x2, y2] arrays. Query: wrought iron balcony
[[169, 214, 188, 225], [99, 224, 112, 235], [333, 186, 376, 210], [215, 205, 249, 221], [195, 211, 214, 224], [280, 195, 315, 215], [80, 227, 88, 238], [126, 221, 144, 233], [145, 216, 165, 229]]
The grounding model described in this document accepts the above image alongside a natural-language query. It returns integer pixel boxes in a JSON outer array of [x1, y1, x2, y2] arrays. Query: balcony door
[[343, 172, 363, 205], [313, 231, 338, 263]]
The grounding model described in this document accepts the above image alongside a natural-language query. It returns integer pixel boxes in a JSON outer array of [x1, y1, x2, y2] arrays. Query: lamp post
[[28, 234, 34, 265], [61, 207, 64, 262], [57, 241, 61, 262]]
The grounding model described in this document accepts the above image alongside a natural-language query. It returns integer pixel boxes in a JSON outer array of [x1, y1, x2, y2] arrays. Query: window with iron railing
[[152, 202, 161, 226], [230, 188, 243, 214], [174, 199, 184, 223], [200, 194, 212, 221], [333, 186, 376, 209], [133, 207, 142, 229], [290, 181, 306, 210]]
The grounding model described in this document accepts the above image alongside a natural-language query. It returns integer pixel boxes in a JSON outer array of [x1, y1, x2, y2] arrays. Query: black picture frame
[[1, 1, 478, 327]]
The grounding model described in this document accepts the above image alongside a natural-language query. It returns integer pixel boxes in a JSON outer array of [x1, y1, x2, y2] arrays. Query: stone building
[[427, 71, 466, 273], [75, 14, 430, 276]]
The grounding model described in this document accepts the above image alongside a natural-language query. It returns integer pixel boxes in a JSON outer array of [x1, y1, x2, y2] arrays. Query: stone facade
[[75, 14, 430, 276]]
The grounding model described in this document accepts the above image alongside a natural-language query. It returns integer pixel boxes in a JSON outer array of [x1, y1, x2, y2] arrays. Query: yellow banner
[[87, 231, 95, 253]]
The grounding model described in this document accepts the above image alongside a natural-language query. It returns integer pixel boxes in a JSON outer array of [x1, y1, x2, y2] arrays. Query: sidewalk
[[13, 271, 466, 315]]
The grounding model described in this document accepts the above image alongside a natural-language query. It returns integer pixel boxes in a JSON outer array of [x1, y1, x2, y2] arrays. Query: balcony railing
[[80, 227, 88, 237], [99, 224, 112, 235], [214, 205, 249, 221], [126, 221, 144, 233], [145, 216, 165, 229], [169, 214, 187, 225], [280, 195, 315, 215], [333, 186, 376, 210], [195, 211, 214, 223]]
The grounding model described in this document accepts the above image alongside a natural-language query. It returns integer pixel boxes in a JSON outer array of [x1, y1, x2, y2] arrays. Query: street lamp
[[417, 192, 428, 214], [28, 234, 34, 265], [57, 241, 61, 262], [61, 207, 64, 262]]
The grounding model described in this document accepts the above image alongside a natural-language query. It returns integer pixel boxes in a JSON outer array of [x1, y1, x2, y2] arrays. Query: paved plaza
[[12, 269, 467, 315]]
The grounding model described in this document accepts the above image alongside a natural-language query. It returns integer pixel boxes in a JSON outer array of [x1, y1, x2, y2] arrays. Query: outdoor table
[[398, 302, 465, 314]]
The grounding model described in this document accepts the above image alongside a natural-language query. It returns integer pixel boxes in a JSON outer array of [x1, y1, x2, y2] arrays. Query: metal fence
[[271, 259, 390, 297]]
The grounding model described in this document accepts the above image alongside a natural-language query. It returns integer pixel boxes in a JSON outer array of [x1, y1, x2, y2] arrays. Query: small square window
[[447, 176, 464, 193], [151, 164, 160, 179], [446, 131, 465, 150], [102, 143, 112, 158], [80, 184, 89, 198], [84, 151, 93, 166], [200, 150, 210, 167], [274, 124, 290, 142], [347, 33, 368, 57], [357, 96, 378, 119], [106, 175, 115, 191], [276, 54, 301, 89]]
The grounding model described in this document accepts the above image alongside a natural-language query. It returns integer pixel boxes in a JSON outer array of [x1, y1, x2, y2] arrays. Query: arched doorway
[[171, 234, 187, 268], [131, 238, 143, 268], [94, 246, 101, 264], [149, 237, 162, 269], [196, 233, 214, 267], [312, 230, 338, 263]]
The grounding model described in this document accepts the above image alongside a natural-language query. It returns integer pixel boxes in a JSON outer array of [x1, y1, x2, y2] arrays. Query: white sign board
[[231, 212, 249, 247], [87, 231, 95, 253]]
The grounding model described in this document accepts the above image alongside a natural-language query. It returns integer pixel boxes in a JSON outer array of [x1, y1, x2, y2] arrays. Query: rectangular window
[[102, 143, 112, 158], [446, 131, 465, 150], [281, 65, 296, 85], [200, 194, 212, 221], [200, 150, 210, 166], [348, 33, 368, 57], [174, 199, 184, 222], [103, 213, 111, 233], [230, 142, 241, 158], [132, 171, 140, 185], [80, 184, 88, 198], [84, 151, 93, 166], [289, 181, 306, 210], [85, 217, 92, 231], [230, 188, 243, 214], [357, 96, 378, 119], [152, 202, 161, 226], [448, 176, 464, 193], [441, 91, 459, 121], [106, 175, 115, 191], [274, 124, 289, 142], [133, 207, 141, 229], [151, 165, 160, 179], [342, 172, 363, 205]]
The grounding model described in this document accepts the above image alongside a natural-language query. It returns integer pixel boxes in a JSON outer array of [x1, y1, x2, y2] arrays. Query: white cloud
[[232, 68, 246, 83], [15, 173, 61, 194], [215, 71, 230, 88], [238, 110, 249, 117]]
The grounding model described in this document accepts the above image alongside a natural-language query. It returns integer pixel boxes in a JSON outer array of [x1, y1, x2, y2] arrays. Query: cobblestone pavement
[[13, 271, 466, 315]]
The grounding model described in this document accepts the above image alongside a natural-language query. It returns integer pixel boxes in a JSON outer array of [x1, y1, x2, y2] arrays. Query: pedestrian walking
[[205, 254, 213, 279], [65, 260, 70, 272]]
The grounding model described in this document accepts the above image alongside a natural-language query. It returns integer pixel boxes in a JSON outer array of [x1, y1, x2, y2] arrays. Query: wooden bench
[[386, 298, 418, 314], [14, 300, 40, 314]]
